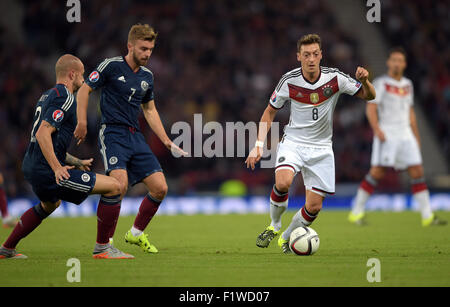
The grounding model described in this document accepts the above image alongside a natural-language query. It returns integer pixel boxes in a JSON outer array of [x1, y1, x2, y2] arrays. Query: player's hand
[[74, 122, 87, 145], [54, 165, 74, 185], [355, 66, 369, 84], [165, 140, 188, 157], [78, 158, 93, 171], [375, 128, 386, 142], [245, 146, 263, 170]]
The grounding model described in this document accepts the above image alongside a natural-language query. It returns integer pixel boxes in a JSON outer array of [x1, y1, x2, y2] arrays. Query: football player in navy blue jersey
[[0, 55, 133, 259], [75, 24, 187, 254]]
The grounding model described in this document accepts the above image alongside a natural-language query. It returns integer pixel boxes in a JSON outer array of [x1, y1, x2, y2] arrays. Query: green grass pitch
[[0, 211, 449, 286]]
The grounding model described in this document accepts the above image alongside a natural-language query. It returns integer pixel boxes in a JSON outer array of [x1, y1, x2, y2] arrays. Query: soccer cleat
[[0, 246, 27, 259], [278, 235, 291, 254], [124, 230, 158, 253], [92, 244, 134, 259], [2, 216, 18, 228], [348, 212, 367, 226], [422, 214, 447, 227], [256, 225, 279, 248]]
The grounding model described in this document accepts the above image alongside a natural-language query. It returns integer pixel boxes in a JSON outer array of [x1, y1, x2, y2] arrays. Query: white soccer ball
[[289, 226, 320, 255]]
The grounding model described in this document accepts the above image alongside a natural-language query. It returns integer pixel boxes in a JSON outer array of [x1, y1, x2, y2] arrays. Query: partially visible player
[[348, 48, 447, 227], [0, 54, 133, 259], [0, 172, 17, 228], [246, 34, 376, 253], [74, 24, 187, 254]]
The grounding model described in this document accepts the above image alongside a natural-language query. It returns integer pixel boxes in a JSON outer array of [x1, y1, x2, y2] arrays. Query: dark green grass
[[0, 211, 449, 286]]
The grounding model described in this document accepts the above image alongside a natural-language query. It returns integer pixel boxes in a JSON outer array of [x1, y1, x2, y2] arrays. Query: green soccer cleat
[[278, 235, 291, 254], [256, 225, 279, 248], [124, 230, 158, 253], [422, 214, 447, 227], [348, 212, 367, 226]]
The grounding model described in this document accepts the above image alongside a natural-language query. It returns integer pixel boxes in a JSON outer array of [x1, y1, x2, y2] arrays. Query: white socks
[[130, 226, 143, 237], [269, 185, 288, 232]]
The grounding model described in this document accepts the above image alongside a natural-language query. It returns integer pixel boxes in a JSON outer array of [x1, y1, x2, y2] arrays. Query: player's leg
[[256, 169, 294, 248], [408, 165, 446, 226], [278, 190, 324, 253], [0, 172, 17, 228], [91, 169, 134, 258], [0, 200, 60, 259], [278, 146, 334, 253], [125, 171, 167, 254], [349, 166, 385, 224], [90, 172, 123, 251]]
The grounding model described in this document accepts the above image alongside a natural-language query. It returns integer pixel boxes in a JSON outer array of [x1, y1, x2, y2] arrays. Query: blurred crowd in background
[[0, 0, 447, 198]]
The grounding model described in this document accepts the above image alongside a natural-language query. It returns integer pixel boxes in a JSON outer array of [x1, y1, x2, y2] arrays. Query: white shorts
[[275, 139, 335, 196], [371, 136, 422, 170]]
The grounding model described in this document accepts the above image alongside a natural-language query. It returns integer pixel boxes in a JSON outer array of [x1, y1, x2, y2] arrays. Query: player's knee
[[306, 201, 322, 215], [275, 179, 292, 194], [151, 182, 168, 201], [369, 167, 385, 181], [41, 200, 61, 213], [118, 182, 128, 198], [408, 165, 424, 179], [107, 179, 122, 197]]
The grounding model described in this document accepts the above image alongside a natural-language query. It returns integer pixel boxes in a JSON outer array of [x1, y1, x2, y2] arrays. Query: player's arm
[[354, 67, 376, 101], [74, 83, 94, 145], [355, 66, 376, 100], [409, 107, 420, 147], [245, 104, 278, 170], [35, 120, 73, 184], [141, 100, 188, 156], [65, 153, 93, 171], [366, 103, 386, 142]]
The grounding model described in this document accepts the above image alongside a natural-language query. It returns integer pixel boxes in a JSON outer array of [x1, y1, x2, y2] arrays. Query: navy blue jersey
[[22, 84, 76, 177], [85, 56, 155, 129]]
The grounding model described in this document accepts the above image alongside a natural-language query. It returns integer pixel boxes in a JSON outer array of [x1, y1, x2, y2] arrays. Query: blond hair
[[297, 34, 322, 51], [128, 23, 157, 44]]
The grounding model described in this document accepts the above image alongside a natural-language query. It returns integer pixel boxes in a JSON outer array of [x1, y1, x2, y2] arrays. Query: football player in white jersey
[[245, 34, 376, 253], [349, 48, 446, 227]]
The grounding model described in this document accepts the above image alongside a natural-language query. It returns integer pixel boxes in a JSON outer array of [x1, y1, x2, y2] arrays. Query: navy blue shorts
[[98, 124, 163, 186], [26, 169, 96, 205]]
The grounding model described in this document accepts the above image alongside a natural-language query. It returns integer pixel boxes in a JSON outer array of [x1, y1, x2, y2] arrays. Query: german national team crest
[[322, 85, 334, 98], [141, 80, 149, 92], [310, 93, 319, 104], [89, 71, 99, 82], [52, 110, 64, 122]]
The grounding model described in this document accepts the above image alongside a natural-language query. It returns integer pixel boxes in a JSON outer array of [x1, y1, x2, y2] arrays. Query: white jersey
[[269, 66, 362, 147], [368, 74, 414, 138]]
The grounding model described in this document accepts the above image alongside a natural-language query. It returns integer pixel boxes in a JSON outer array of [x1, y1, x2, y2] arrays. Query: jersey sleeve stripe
[[275, 68, 302, 91], [97, 56, 123, 73], [62, 94, 74, 111]]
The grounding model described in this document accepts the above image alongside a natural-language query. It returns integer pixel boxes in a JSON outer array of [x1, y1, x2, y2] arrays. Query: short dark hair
[[297, 34, 322, 51], [388, 46, 407, 59]]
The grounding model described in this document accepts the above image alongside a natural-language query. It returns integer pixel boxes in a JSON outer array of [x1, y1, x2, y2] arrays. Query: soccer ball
[[289, 226, 320, 255]]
